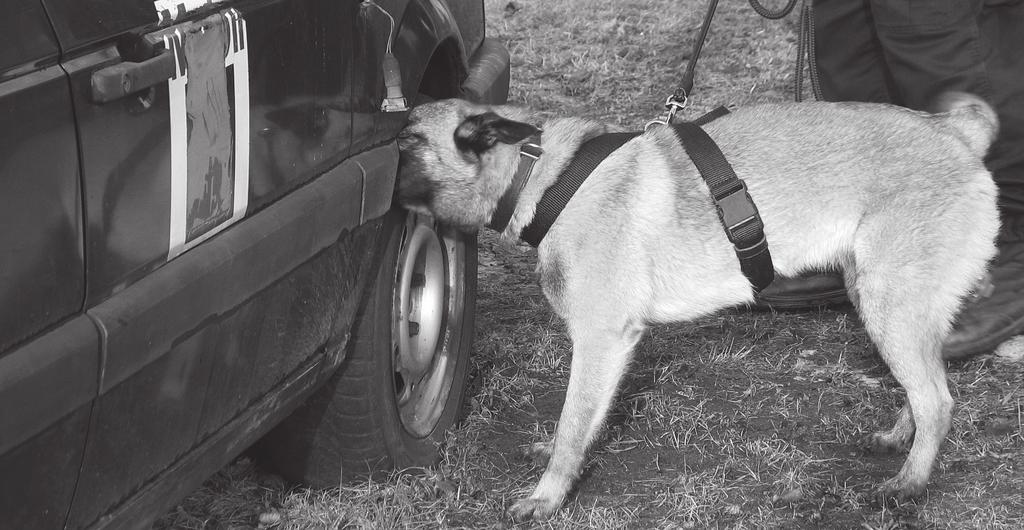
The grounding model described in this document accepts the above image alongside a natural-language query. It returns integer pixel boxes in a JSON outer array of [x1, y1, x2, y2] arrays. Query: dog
[[395, 94, 1000, 521]]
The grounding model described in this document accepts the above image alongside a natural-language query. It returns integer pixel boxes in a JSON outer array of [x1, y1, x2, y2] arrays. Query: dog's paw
[[863, 432, 910, 455], [524, 441, 553, 466], [875, 474, 926, 504], [508, 496, 560, 522]]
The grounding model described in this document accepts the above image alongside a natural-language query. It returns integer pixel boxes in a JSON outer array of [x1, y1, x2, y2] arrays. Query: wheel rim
[[393, 213, 464, 437]]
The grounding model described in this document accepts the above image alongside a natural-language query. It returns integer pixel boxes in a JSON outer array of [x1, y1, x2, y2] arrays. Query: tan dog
[[396, 94, 999, 521]]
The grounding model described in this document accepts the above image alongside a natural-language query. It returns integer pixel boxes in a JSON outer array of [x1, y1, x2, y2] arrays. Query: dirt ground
[[160, 0, 1024, 528]]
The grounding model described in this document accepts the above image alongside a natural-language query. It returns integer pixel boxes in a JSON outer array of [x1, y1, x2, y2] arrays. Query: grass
[[159, 0, 1024, 528]]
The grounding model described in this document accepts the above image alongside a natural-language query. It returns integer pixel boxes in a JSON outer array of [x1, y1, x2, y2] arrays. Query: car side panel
[[0, 2, 95, 527], [246, 1, 356, 211], [40, 0, 360, 526], [0, 1, 506, 528], [0, 317, 98, 529], [66, 148, 394, 529], [0, 29, 84, 353], [45, 0, 358, 304], [91, 217, 389, 530]]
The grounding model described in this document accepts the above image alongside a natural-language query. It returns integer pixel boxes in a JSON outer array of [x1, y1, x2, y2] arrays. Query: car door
[[0, 1, 98, 527], [36, 0, 360, 527]]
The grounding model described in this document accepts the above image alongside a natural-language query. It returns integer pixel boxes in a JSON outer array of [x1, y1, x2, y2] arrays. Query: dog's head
[[396, 99, 540, 229]]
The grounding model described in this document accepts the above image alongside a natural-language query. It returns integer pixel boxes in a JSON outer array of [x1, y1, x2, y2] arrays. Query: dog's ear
[[453, 112, 540, 155]]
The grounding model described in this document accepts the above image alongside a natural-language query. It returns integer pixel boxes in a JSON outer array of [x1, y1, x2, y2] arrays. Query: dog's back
[[553, 96, 999, 326]]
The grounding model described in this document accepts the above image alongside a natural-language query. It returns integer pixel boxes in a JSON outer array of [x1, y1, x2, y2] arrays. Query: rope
[[747, 0, 798, 20], [748, 0, 822, 102], [794, 0, 823, 101]]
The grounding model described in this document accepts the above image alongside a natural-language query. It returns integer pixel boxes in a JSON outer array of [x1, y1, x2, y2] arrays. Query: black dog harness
[[489, 108, 775, 292]]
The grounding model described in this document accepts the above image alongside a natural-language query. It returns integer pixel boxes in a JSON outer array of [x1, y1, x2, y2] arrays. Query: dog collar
[[486, 134, 543, 233]]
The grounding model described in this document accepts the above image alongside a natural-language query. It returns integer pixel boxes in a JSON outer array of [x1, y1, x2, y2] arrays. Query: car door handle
[[91, 49, 175, 103]]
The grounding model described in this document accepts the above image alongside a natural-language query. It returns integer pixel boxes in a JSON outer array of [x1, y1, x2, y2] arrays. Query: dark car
[[0, 0, 508, 527]]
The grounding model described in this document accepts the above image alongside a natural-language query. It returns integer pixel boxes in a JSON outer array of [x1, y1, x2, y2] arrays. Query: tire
[[259, 208, 477, 485]]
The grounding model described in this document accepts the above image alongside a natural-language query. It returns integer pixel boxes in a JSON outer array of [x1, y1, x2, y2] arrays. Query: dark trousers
[[813, 0, 1024, 218]]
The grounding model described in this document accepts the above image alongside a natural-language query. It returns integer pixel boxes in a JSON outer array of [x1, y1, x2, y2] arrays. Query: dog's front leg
[[508, 323, 644, 522]]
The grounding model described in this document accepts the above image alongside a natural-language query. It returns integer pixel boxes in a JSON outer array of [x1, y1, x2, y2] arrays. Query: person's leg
[[932, 0, 1024, 358], [867, 0, 990, 109], [812, 0, 898, 102], [977, 0, 1024, 222]]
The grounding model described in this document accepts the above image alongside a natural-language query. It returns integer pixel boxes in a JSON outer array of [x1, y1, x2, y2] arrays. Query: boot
[[753, 271, 848, 310], [943, 222, 1024, 360]]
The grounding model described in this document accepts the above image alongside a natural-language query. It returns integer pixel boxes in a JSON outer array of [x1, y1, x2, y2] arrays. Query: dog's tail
[[934, 91, 999, 159]]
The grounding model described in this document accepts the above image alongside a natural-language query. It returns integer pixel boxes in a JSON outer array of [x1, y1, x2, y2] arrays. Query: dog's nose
[[397, 130, 421, 151]]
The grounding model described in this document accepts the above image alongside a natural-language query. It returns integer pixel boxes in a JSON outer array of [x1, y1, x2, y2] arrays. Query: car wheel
[[258, 207, 477, 485]]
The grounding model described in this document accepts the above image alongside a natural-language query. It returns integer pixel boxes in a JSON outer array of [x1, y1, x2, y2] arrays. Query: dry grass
[[159, 0, 1024, 528]]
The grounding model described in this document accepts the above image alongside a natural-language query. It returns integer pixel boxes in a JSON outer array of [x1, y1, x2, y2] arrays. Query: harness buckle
[[716, 181, 759, 239]]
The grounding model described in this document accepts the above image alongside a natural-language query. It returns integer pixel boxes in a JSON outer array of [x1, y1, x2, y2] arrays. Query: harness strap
[[691, 106, 730, 126], [670, 122, 775, 291], [519, 107, 772, 294], [520, 132, 639, 247], [520, 107, 730, 247]]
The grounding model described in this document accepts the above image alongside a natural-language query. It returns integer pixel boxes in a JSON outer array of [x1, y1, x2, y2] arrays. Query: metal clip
[[644, 94, 689, 131]]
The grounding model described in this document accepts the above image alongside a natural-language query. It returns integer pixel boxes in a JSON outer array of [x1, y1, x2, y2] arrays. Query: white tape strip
[[224, 9, 250, 221], [166, 29, 189, 259]]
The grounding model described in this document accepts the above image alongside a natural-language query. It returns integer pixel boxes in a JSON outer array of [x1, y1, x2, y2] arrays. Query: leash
[[654, 0, 810, 122], [652, 0, 798, 126], [646, 0, 720, 127]]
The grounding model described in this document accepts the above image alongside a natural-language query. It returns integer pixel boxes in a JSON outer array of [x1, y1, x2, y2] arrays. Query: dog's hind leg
[[856, 268, 953, 499], [508, 321, 644, 521], [848, 218, 987, 499], [839, 257, 917, 453]]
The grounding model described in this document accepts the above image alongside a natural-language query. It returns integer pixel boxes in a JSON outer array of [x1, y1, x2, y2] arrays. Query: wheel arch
[[395, 0, 471, 100]]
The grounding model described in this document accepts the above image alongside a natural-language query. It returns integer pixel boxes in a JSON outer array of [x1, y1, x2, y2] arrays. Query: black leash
[[674, 0, 720, 106], [666, 0, 808, 117], [665, 0, 797, 120], [646, 0, 722, 127]]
